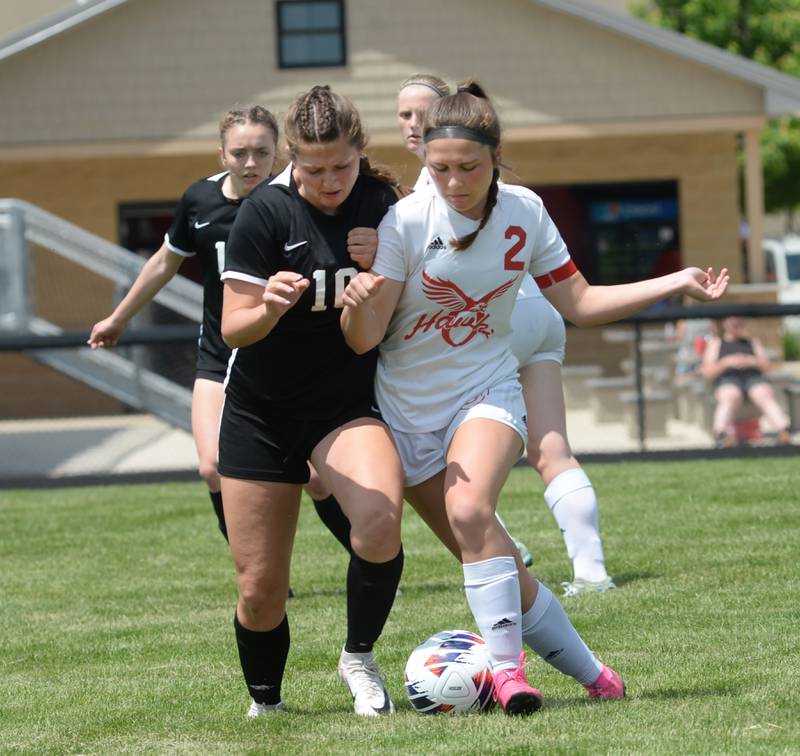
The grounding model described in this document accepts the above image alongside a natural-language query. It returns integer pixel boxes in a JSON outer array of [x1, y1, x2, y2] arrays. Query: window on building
[[276, 0, 346, 69], [118, 201, 197, 387], [532, 181, 681, 287]]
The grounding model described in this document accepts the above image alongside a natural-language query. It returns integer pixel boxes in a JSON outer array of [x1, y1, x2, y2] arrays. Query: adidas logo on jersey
[[425, 236, 446, 252]]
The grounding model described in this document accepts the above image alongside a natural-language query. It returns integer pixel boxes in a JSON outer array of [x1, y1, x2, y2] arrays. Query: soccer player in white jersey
[[342, 81, 729, 715], [398, 74, 614, 594], [399, 73, 541, 567]]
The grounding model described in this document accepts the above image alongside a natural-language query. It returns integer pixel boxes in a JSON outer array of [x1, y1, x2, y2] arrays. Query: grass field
[[2, 457, 799, 754]]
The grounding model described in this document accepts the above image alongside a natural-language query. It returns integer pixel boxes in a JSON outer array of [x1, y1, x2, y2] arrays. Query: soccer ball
[[404, 629, 494, 714]]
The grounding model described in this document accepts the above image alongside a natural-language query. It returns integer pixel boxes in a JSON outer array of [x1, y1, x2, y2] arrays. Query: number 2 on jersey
[[504, 226, 527, 271]]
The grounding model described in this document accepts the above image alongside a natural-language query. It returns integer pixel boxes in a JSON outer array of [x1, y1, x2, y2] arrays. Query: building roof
[[2, 0, 798, 116], [1, 0, 799, 154]]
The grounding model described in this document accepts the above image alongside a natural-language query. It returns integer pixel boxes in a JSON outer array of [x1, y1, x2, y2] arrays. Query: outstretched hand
[[342, 271, 385, 308], [681, 267, 730, 301]]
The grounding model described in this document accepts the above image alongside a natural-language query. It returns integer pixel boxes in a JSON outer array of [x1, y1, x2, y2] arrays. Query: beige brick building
[[1, 0, 799, 416]]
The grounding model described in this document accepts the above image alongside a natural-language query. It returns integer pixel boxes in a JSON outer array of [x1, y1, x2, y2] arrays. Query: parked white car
[[763, 235, 800, 331]]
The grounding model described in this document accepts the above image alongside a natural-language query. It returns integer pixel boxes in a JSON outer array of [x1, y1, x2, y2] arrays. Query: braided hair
[[285, 85, 399, 188], [424, 80, 501, 251]]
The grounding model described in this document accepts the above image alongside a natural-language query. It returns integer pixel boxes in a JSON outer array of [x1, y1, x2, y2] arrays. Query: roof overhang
[[370, 113, 767, 148], [0, 113, 769, 160]]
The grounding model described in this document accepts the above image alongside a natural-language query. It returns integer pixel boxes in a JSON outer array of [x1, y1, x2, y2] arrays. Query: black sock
[[233, 613, 289, 706], [209, 491, 228, 542], [313, 495, 352, 554], [345, 547, 404, 653]]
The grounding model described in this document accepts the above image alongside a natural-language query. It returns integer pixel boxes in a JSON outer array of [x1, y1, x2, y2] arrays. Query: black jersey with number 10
[[222, 167, 398, 420]]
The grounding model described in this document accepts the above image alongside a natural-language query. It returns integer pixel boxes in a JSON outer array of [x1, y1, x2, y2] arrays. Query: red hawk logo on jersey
[[404, 270, 518, 347]]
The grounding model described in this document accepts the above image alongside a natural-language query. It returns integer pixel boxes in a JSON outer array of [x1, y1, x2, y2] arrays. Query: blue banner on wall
[[590, 199, 678, 224]]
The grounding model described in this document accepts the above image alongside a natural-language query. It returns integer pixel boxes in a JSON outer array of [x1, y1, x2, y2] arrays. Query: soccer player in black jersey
[[219, 86, 404, 718], [89, 106, 278, 538], [88, 106, 364, 552]]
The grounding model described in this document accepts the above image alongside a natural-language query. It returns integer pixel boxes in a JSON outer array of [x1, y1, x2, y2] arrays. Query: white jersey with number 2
[[372, 182, 575, 433]]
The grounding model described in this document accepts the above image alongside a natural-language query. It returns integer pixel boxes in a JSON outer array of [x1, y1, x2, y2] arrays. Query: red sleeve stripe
[[533, 259, 578, 289]]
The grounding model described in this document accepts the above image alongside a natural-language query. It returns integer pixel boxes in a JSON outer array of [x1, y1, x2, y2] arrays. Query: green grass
[[1, 457, 799, 754]]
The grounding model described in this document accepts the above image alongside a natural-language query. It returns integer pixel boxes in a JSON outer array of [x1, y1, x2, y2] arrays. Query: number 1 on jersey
[[215, 241, 226, 277]]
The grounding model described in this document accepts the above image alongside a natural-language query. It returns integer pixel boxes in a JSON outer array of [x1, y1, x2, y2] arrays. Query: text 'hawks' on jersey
[[164, 170, 243, 374], [221, 165, 399, 419], [371, 182, 575, 433]]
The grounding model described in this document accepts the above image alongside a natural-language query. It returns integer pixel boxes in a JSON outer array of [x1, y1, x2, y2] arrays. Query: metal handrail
[[0, 198, 199, 430]]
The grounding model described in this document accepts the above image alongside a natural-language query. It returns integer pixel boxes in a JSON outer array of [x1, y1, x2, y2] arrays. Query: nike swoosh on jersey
[[194, 221, 211, 229], [284, 240, 308, 251]]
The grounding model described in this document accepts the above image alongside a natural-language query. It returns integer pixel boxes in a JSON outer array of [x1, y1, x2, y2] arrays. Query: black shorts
[[217, 396, 383, 483], [195, 340, 230, 383], [716, 374, 768, 395]]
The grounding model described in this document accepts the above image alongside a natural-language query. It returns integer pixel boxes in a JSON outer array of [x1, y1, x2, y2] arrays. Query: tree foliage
[[632, 0, 800, 215]]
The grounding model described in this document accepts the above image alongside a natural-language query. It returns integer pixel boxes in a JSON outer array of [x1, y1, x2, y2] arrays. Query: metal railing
[[581, 301, 800, 451], [3, 196, 800, 452], [0, 198, 202, 431]]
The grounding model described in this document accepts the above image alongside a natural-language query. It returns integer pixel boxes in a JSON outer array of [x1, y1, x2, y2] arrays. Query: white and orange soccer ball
[[404, 629, 494, 714]]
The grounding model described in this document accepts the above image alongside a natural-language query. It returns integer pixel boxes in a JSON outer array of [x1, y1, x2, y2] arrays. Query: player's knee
[[528, 435, 571, 480], [237, 575, 287, 628], [303, 475, 329, 501], [446, 496, 493, 538], [350, 505, 401, 555]]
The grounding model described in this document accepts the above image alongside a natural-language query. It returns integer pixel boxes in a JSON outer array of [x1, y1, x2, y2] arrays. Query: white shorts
[[510, 293, 566, 368], [389, 379, 527, 487]]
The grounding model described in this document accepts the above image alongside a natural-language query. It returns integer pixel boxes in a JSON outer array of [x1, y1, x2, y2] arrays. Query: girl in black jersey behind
[[88, 106, 367, 553], [219, 86, 404, 718], [88, 106, 278, 537]]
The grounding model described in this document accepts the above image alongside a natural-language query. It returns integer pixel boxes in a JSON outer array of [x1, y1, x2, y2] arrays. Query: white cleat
[[338, 648, 395, 716], [561, 576, 617, 597], [247, 699, 286, 718]]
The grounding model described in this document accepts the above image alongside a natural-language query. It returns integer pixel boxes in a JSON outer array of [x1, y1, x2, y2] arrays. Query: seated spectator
[[702, 316, 791, 447]]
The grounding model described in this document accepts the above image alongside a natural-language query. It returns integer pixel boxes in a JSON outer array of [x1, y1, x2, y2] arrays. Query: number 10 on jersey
[[311, 267, 358, 311]]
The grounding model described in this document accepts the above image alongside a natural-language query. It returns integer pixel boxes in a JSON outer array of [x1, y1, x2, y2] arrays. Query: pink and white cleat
[[584, 664, 625, 699], [491, 653, 543, 716]]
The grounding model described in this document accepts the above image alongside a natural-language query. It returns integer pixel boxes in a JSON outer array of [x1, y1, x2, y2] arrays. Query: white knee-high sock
[[463, 556, 522, 673], [520, 582, 602, 684], [544, 468, 609, 583]]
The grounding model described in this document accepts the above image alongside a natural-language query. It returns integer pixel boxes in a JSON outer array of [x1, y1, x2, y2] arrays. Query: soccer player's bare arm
[[221, 274, 309, 348], [88, 242, 184, 348], [543, 266, 729, 328], [341, 273, 404, 354]]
